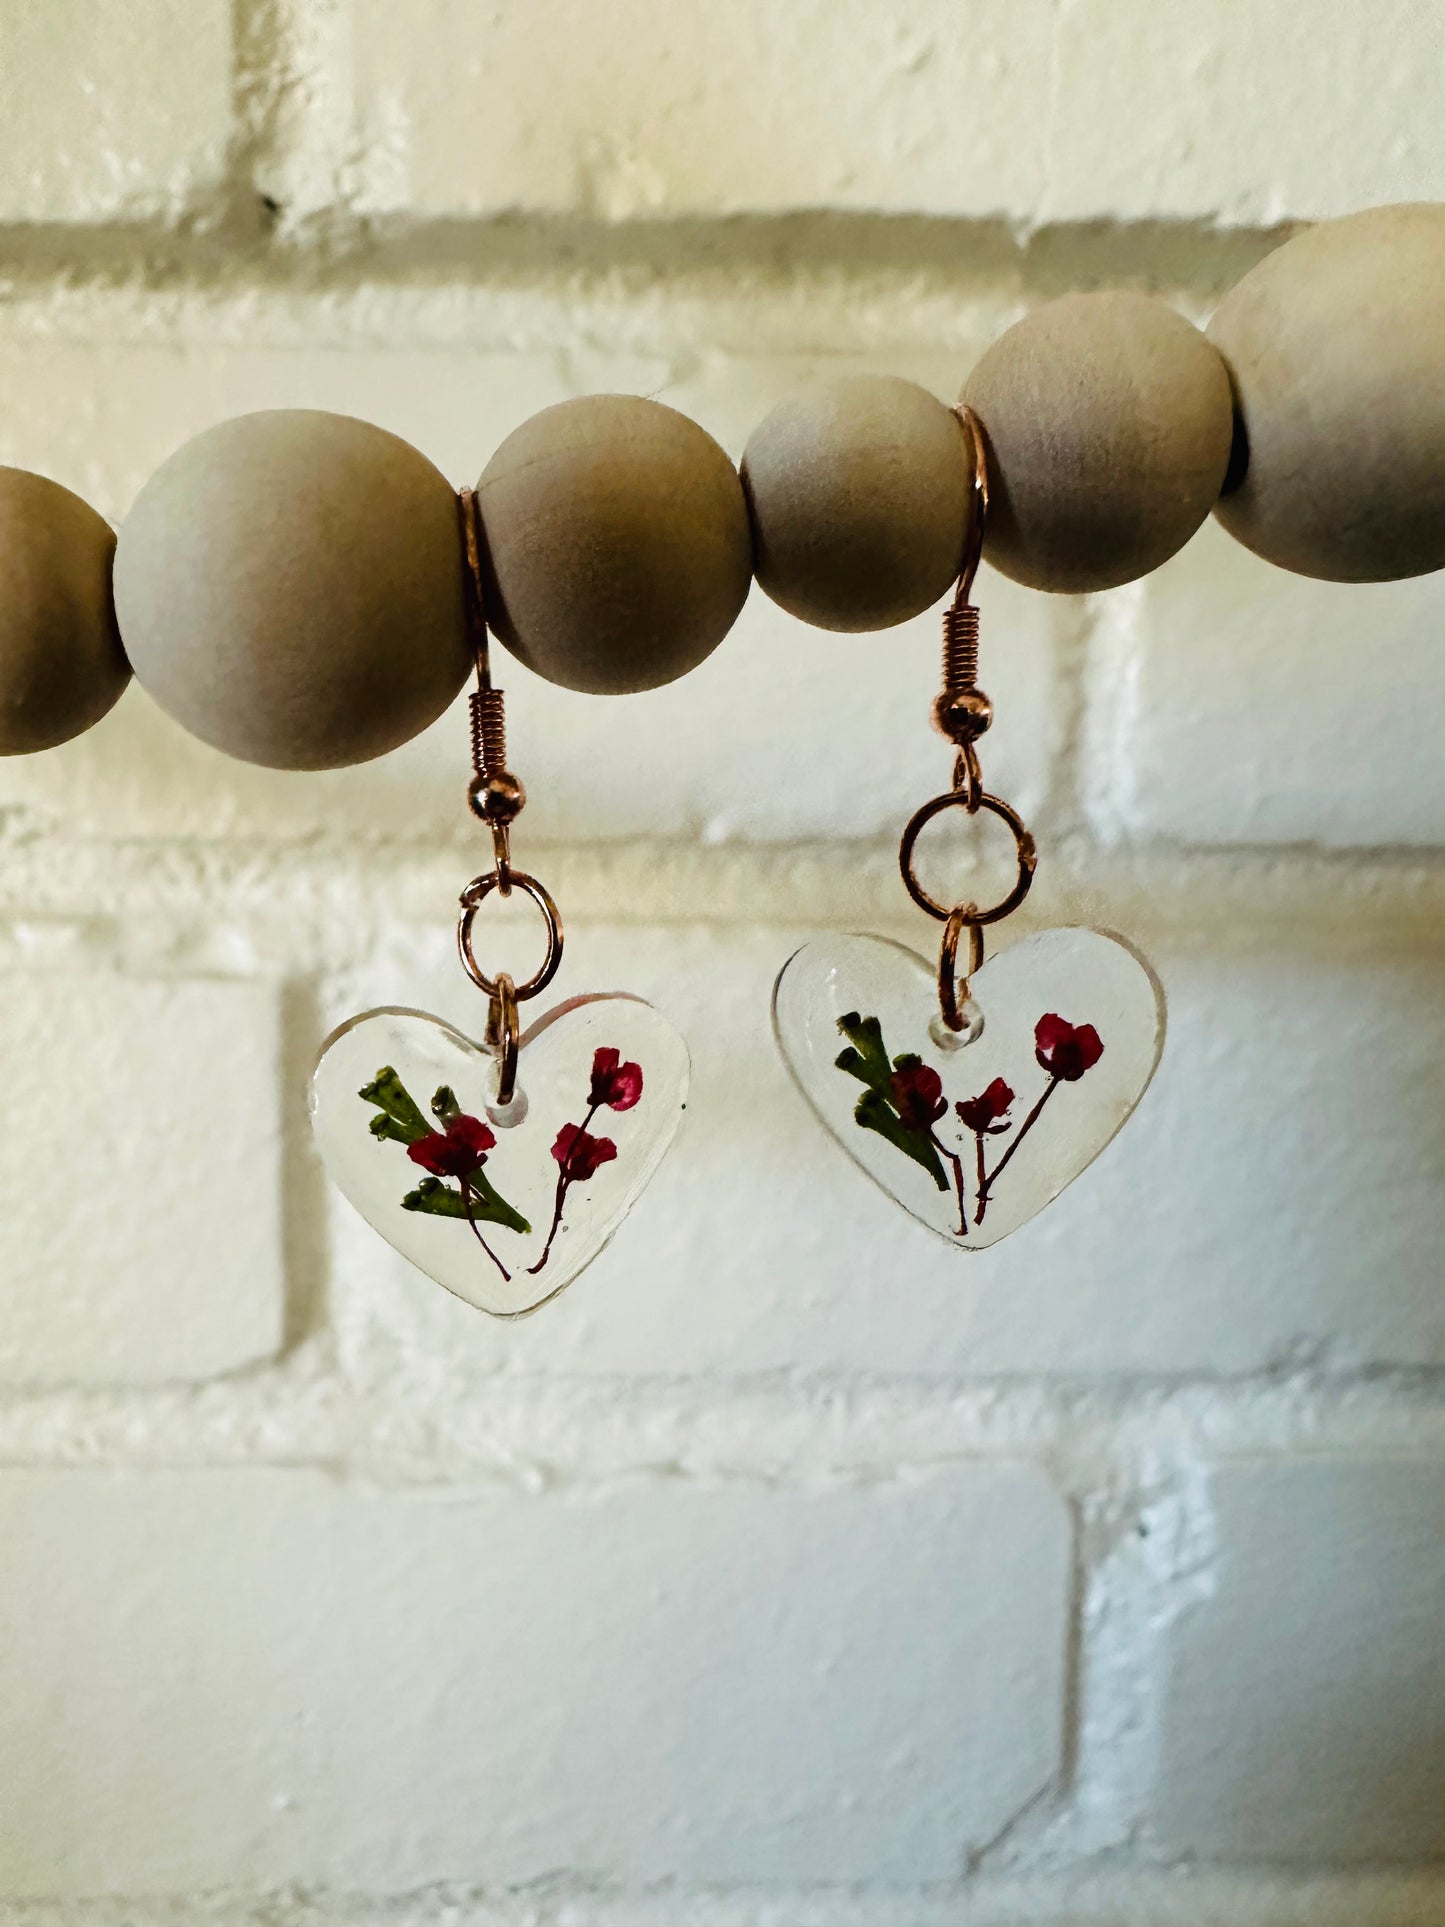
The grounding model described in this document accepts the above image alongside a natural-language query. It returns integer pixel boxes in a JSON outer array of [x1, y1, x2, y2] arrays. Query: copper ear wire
[[899, 405, 1036, 1030], [459, 488, 527, 888], [952, 401, 989, 600], [455, 489, 565, 1093]]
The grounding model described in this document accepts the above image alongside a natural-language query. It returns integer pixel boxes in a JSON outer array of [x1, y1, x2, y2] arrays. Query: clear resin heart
[[310, 994, 689, 1316], [773, 927, 1165, 1249]]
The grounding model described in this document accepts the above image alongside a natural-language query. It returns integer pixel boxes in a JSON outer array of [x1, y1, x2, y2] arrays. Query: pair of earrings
[[309, 414, 1167, 1317]]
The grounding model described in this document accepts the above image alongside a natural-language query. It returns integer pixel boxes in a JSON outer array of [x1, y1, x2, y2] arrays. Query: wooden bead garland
[[1208, 203, 1445, 582], [0, 467, 130, 756], [961, 292, 1235, 594], [478, 395, 752, 695], [0, 200, 1438, 775], [741, 376, 971, 631], [113, 409, 472, 771]]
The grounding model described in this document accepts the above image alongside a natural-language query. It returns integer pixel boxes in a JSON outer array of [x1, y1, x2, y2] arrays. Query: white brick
[[1159, 1460, 1445, 1860], [0, 1465, 1068, 1894], [0, 0, 232, 223], [1085, 517, 1445, 849], [321, 0, 1445, 227], [1045, 0, 1445, 227], [0, 969, 284, 1384], [338, 0, 1054, 223], [325, 915, 1445, 1379], [0, 335, 1060, 845]]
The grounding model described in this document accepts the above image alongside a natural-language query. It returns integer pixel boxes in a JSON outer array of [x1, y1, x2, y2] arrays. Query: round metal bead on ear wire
[[933, 687, 993, 742]]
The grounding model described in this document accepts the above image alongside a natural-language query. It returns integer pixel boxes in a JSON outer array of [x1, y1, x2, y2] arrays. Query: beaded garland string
[[0, 201, 1440, 766]]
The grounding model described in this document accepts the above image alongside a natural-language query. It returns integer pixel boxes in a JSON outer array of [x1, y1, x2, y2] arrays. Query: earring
[[772, 408, 1165, 1248], [309, 489, 689, 1317]]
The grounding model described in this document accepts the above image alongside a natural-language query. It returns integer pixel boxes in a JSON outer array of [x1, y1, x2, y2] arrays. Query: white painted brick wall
[[1084, 519, 1445, 849], [0, 962, 285, 1384], [0, 4, 1442, 1925], [1158, 1461, 1445, 1861], [294, 0, 1445, 226], [0, 1, 233, 224], [0, 1467, 1068, 1893]]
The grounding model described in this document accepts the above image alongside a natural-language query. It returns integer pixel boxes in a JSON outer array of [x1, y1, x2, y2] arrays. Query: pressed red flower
[[889, 1056, 947, 1132], [1034, 1013, 1104, 1082], [957, 1075, 1015, 1134], [590, 1046, 644, 1112], [406, 1111, 497, 1178], [552, 1122, 619, 1182]]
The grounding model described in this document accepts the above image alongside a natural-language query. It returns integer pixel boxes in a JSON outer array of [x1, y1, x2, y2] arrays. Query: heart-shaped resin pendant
[[311, 993, 689, 1316], [774, 927, 1164, 1248]]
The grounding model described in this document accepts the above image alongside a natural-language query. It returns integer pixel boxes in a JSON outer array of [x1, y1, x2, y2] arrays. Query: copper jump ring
[[898, 788, 1037, 925], [485, 970, 520, 1107], [938, 905, 986, 1032], [457, 869, 564, 1001]]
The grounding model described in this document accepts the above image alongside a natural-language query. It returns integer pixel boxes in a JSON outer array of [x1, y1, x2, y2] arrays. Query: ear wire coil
[[942, 602, 980, 693], [470, 686, 508, 781]]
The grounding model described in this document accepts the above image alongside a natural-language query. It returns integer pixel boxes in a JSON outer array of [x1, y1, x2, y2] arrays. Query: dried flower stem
[[528, 1100, 602, 1276], [929, 1131, 969, 1238], [975, 1076, 1059, 1225], [462, 1180, 512, 1281]]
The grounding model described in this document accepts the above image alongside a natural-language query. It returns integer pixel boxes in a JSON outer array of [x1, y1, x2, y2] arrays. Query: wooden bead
[[478, 395, 751, 694], [1208, 203, 1445, 581], [0, 468, 130, 755], [114, 410, 471, 770], [961, 292, 1235, 594], [741, 376, 970, 630]]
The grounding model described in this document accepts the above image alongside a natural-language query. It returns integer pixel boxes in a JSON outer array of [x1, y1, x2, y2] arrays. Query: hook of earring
[[898, 404, 1036, 1032], [454, 488, 565, 1094], [936, 404, 993, 808], [458, 488, 526, 888]]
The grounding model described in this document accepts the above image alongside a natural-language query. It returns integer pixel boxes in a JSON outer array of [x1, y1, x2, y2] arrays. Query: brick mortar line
[[0, 840, 1443, 976], [0, 272, 1195, 365], [10, 816, 1445, 868], [0, 211, 1292, 302], [0, 1367, 1440, 1483], [0, 1866, 1443, 1927]]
